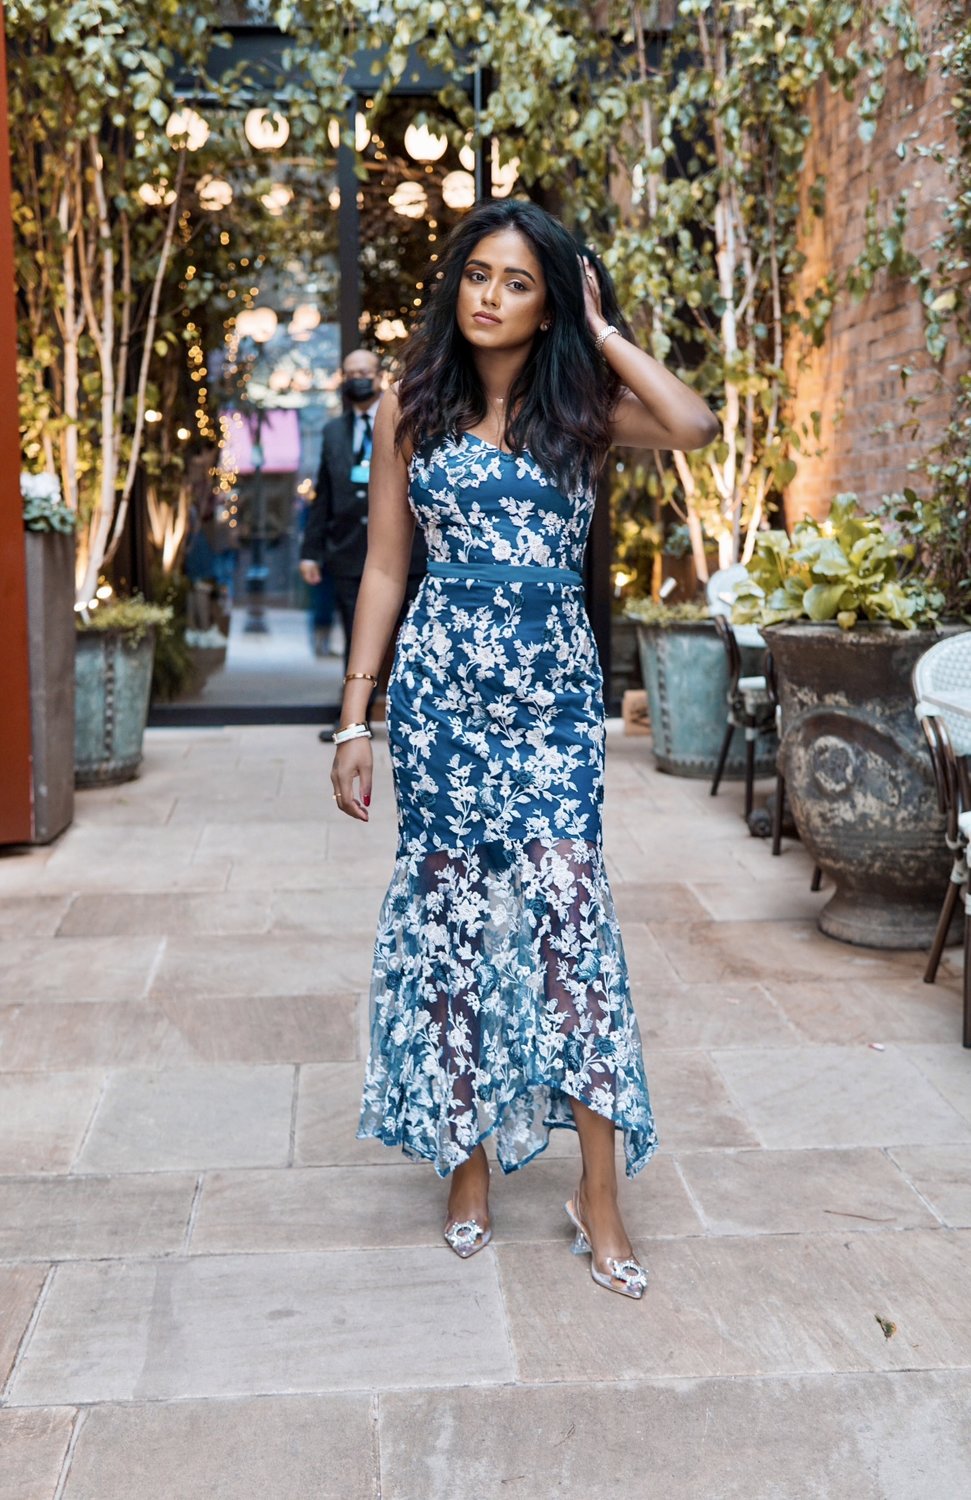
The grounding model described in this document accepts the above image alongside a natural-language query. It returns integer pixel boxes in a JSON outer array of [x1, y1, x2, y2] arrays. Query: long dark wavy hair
[[394, 199, 623, 492]]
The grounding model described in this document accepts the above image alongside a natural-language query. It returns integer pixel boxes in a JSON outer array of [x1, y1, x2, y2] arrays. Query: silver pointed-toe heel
[[564, 1194, 648, 1299], [443, 1217, 492, 1258]]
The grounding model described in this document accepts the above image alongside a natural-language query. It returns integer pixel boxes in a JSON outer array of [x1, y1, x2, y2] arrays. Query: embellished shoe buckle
[[445, 1218, 484, 1251], [606, 1257, 649, 1293]]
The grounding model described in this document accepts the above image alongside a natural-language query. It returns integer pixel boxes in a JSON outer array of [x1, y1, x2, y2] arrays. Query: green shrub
[[624, 598, 711, 627], [732, 495, 945, 631]]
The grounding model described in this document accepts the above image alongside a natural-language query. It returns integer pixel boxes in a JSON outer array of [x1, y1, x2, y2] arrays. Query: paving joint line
[[1, 1262, 57, 1405], [51, 1405, 86, 1500], [180, 1173, 206, 1254]]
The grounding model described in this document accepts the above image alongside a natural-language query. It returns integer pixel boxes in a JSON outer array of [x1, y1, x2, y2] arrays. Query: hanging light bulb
[[404, 122, 448, 163], [138, 179, 176, 207], [260, 183, 293, 215], [328, 187, 341, 211], [459, 139, 476, 171], [491, 140, 520, 198], [244, 109, 290, 151], [197, 175, 234, 211], [236, 307, 278, 343], [389, 181, 428, 219], [326, 114, 370, 151], [289, 304, 321, 335], [165, 107, 210, 152], [441, 170, 476, 210], [374, 318, 408, 342]]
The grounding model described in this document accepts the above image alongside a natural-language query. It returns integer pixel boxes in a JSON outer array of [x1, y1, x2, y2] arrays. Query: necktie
[[356, 413, 373, 464]]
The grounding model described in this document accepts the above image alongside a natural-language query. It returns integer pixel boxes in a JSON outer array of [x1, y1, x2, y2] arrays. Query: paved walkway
[[1, 724, 969, 1499]]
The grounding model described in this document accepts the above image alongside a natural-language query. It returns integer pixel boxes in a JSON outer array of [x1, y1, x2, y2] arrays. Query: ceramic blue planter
[[635, 621, 777, 779], [75, 626, 156, 787]]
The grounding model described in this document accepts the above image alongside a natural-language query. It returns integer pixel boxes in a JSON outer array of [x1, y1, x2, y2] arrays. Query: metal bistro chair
[[707, 565, 775, 820], [912, 633, 971, 1048]]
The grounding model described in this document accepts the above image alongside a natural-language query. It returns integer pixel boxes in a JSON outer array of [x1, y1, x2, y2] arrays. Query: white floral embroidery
[[358, 432, 658, 1178]]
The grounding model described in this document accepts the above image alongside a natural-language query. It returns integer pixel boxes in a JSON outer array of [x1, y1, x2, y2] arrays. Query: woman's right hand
[[331, 738, 373, 822]]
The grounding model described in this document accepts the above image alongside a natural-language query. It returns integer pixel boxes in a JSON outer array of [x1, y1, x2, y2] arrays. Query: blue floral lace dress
[[357, 430, 658, 1178]]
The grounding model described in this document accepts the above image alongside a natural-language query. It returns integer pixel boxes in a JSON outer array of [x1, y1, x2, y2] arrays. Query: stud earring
[[541, 320, 551, 332]]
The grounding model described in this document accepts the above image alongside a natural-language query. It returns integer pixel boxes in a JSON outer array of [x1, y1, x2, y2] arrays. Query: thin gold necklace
[[485, 392, 507, 448]]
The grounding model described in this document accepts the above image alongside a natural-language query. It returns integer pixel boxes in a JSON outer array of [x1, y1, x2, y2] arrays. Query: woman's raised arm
[[579, 255, 719, 453]]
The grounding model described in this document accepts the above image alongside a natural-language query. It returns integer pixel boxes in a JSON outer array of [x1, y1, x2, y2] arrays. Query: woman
[[331, 199, 718, 1300]]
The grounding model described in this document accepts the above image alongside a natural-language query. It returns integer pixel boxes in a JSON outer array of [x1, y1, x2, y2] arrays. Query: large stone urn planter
[[24, 530, 75, 841], [635, 621, 777, 778], [75, 626, 157, 786], [765, 622, 955, 949]]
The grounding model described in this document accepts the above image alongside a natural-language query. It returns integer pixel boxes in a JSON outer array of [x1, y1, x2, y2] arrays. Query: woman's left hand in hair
[[578, 255, 606, 337]]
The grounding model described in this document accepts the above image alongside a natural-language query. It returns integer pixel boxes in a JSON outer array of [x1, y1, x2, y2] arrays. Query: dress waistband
[[426, 559, 584, 587]]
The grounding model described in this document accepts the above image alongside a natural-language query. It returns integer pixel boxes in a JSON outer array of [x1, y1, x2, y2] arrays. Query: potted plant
[[733, 495, 965, 948], [75, 596, 173, 786], [624, 596, 776, 779], [21, 473, 75, 841]]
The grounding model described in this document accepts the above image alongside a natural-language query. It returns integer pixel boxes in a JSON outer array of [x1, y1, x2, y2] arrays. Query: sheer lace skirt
[[357, 835, 658, 1178]]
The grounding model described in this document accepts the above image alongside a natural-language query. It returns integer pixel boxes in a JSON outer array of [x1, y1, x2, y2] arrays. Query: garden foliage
[[732, 495, 945, 631]]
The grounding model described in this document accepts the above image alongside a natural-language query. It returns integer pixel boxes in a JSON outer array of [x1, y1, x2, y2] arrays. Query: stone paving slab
[[0, 1002, 194, 1073], [631, 980, 796, 1049], [154, 991, 358, 1064], [58, 892, 274, 938], [59, 1394, 377, 1500], [267, 886, 384, 938], [75, 1066, 295, 1172], [148, 934, 364, 1001], [0, 937, 162, 1005], [652, 918, 918, 985], [0, 1265, 49, 1390], [902, 1043, 971, 1125], [764, 977, 963, 1046], [0, 1174, 196, 1261], [0, 1075, 103, 1173], [27, 825, 234, 896], [377, 1370, 971, 1500], [188, 1154, 701, 1255], [607, 879, 709, 926], [888, 1144, 971, 1228], [0, 897, 74, 939], [0, 1408, 74, 1500], [1, 723, 968, 1499], [710, 1044, 971, 1148], [499, 1227, 971, 1382], [8, 1249, 514, 1404], [676, 1145, 939, 1235], [637, 1050, 760, 1150], [689, 877, 830, 923]]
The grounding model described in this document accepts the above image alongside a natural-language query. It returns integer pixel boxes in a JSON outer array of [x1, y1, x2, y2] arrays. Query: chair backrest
[[706, 564, 749, 617], [912, 633, 971, 757]]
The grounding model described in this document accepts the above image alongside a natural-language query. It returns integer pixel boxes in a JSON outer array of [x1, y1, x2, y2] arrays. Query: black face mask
[[343, 375, 376, 402]]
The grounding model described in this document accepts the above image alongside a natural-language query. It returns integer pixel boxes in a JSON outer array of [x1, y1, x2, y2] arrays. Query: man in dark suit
[[299, 348, 426, 677]]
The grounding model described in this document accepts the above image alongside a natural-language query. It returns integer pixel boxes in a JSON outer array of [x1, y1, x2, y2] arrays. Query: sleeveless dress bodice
[[357, 430, 657, 1179], [408, 430, 593, 573]]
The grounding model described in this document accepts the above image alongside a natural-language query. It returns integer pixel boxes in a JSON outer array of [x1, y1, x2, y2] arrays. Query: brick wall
[[784, 1, 967, 522]]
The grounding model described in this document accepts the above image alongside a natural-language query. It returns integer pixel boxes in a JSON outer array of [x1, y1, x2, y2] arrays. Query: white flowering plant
[[21, 472, 76, 534]]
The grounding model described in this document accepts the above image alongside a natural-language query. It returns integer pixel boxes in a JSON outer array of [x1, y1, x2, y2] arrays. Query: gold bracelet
[[336, 721, 370, 734], [343, 671, 378, 684]]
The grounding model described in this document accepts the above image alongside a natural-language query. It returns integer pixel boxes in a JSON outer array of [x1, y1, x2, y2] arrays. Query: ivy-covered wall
[[785, 0, 968, 521]]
